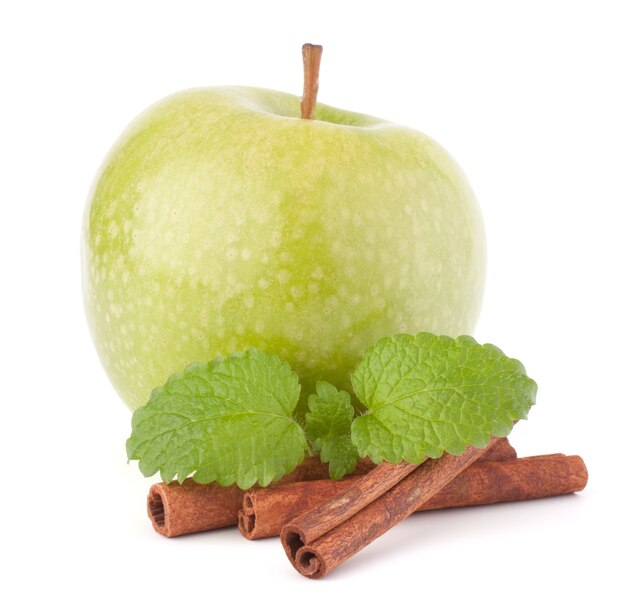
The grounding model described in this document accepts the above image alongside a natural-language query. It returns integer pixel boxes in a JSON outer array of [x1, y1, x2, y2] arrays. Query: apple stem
[[300, 43, 323, 120]]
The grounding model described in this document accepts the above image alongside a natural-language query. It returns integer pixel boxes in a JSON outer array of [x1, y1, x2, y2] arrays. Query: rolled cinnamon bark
[[148, 438, 516, 537], [148, 456, 370, 537], [238, 438, 515, 540], [149, 480, 243, 537], [282, 439, 499, 578], [240, 477, 360, 539], [240, 453, 586, 540], [287, 460, 419, 546]]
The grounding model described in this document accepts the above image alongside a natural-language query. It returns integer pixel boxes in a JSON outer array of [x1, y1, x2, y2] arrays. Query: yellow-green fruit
[[82, 87, 486, 412]]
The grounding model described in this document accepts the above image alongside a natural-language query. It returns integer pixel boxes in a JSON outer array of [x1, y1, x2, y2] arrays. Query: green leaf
[[351, 333, 537, 464], [305, 381, 360, 479], [126, 349, 308, 489]]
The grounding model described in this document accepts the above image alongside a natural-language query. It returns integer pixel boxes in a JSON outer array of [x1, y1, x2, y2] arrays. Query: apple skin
[[82, 87, 486, 412]]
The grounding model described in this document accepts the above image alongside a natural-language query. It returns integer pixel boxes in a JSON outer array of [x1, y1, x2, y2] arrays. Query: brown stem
[[300, 43, 323, 119]]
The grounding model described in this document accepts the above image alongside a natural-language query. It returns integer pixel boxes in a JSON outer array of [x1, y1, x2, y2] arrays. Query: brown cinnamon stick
[[290, 460, 418, 545], [240, 453, 586, 540], [239, 438, 516, 540], [281, 438, 500, 578], [148, 437, 516, 537], [148, 456, 371, 537]]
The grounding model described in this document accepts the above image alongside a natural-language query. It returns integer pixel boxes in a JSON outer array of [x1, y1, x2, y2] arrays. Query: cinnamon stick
[[240, 453, 586, 540], [281, 438, 500, 578], [148, 455, 372, 537], [148, 437, 516, 537]]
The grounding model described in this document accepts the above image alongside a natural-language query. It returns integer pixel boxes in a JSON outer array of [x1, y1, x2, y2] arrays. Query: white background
[[1, 1, 624, 601]]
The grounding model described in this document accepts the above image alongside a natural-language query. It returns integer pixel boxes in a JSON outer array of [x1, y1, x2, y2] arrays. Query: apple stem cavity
[[300, 43, 323, 120]]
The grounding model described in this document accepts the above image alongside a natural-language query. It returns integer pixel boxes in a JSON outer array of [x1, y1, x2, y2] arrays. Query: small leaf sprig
[[126, 349, 308, 489], [305, 381, 360, 479], [351, 333, 536, 464], [127, 333, 537, 487]]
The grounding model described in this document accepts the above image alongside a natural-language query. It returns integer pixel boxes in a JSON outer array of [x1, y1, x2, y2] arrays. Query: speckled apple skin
[[82, 87, 486, 412]]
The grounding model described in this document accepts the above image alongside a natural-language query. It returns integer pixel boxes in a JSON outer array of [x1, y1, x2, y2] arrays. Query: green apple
[[82, 86, 486, 412]]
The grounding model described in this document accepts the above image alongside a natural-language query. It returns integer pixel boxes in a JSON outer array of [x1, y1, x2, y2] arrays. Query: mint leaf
[[305, 381, 360, 479], [351, 333, 536, 464], [126, 349, 308, 489]]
